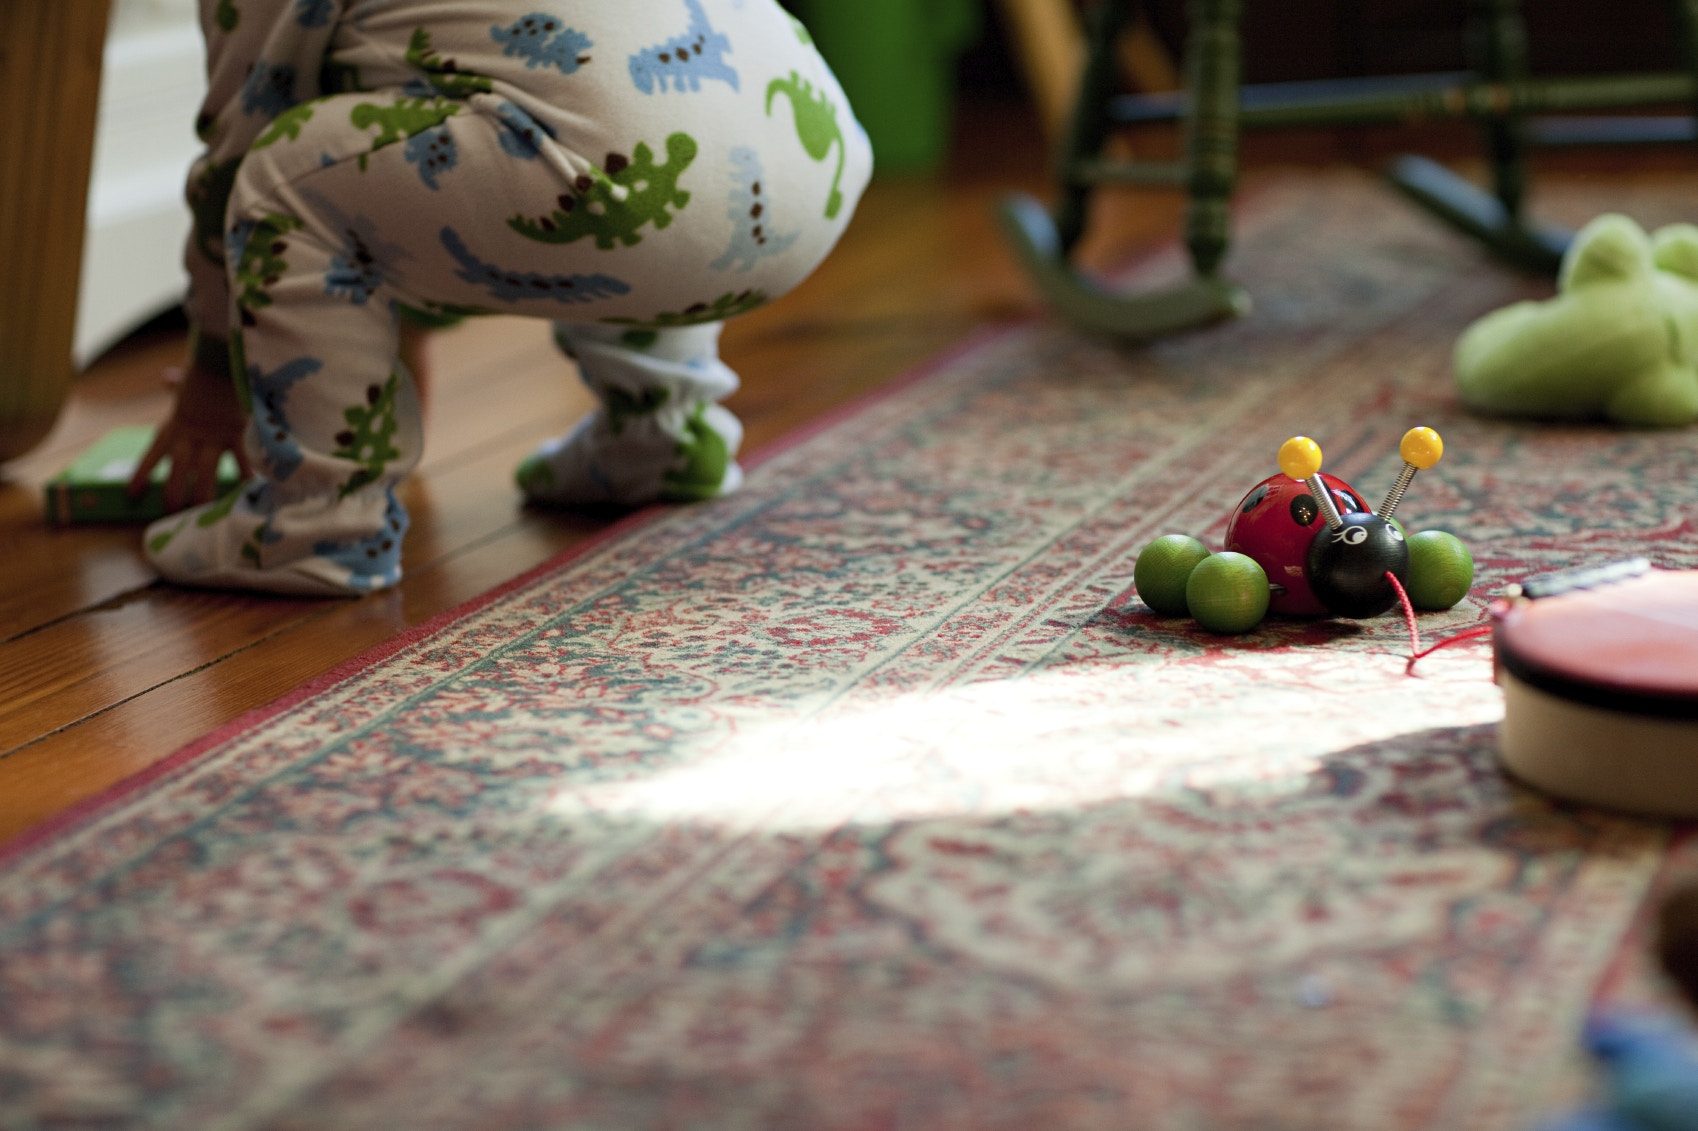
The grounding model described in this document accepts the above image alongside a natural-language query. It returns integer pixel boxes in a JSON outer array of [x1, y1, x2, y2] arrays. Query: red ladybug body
[[1224, 472, 1371, 616]]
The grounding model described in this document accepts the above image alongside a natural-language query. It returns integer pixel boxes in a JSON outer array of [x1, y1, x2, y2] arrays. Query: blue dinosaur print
[[324, 230, 383, 305], [491, 13, 594, 73], [241, 61, 298, 117], [404, 125, 458, 188], [628, 0, 738, 94], [439, 228, 631, 304], [243, 480, 283, 541], [710, 147, 798, 271], [312, 491, 409, 592], [294, 0, 332, 27], [247, 356, 322, 481], [324, 256, 381, 303], [225, 218, 256, 268], [494, 101, 555, 159]]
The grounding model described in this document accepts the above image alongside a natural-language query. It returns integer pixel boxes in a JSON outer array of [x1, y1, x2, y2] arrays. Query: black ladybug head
[[1304, 513, 1409, 618]]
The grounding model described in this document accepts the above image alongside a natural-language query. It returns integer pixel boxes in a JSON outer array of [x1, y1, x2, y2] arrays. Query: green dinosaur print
[[349, 95, 460, 151], [216, 0, 238, 32], [508, 133, 697, 250], [147, 515, 188, 554], [252, 102, 316, 149], [603, 289, 767, 329], [662, 403, 732, 500], [196, 483, 247, 528], [765, 71, 847, 220], [332, 371, 403, 497], [620, 329, 660, 350], [188, 158, 242, 267], [148, 483, 247, 554], [234, 214, 306, 317], [406, 27, 495, 97], [605, 386, 670, 435], [786, 14, 814, 45]]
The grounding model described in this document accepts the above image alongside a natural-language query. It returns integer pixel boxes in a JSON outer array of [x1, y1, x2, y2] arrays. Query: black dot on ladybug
[[1290, 494, 1319, 526], [1240, 484, 1268, 514]]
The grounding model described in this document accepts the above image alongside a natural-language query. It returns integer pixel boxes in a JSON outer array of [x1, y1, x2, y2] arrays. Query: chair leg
[[1671, 0, 1698, 133], [996, 0, 1249, 340], [1053, 0, 1138, 252], [1181, 0, 1241, 276], [1386, 0, 1568, 273], [1476, 0, 1530, 219], [0, 0, 109, 461]]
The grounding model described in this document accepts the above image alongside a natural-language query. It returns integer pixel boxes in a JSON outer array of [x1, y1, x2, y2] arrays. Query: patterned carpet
[[5, 171, 1698, 1131]]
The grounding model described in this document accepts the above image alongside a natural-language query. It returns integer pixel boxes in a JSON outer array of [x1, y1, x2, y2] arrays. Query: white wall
[[76, 0, 204, 367]]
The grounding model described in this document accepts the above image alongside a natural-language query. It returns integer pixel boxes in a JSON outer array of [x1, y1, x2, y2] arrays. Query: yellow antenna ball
[[1399, 427, 1443, 469], [1278, 436, 1323, 480]]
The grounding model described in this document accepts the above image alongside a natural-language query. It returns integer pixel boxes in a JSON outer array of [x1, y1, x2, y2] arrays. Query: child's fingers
[[159, 444, 191, 514], [183, 446, 226, 506], [161, 442, 220, 513], [126, 432, 172, 499]]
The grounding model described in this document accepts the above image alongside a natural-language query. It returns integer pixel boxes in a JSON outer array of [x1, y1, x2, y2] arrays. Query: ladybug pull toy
[[1133, 428, 1474, 633]]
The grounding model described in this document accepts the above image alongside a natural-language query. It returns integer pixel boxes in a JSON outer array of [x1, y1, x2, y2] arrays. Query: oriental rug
[[5, 171, 1698, 1131]]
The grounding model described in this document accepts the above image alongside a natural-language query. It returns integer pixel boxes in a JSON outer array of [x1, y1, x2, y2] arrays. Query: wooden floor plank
[[0, 591, 330, 751]]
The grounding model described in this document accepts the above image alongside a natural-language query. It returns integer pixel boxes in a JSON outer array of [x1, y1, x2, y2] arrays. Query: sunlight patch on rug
[[547, 641, 1503, 832]]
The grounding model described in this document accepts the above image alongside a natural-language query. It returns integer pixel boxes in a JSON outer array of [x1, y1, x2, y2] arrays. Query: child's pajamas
[[147, 0, 871, 595]]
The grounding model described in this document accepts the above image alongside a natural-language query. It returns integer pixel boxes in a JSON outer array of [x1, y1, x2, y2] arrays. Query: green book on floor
[[43, 425, 241, 525]]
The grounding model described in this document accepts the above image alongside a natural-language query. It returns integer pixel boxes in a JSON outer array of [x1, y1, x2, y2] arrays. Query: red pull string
[[1385, 571, 1494, 676]]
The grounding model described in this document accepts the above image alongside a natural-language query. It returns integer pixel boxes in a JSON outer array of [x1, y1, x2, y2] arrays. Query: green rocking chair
[[999, 0, 1698, 339]]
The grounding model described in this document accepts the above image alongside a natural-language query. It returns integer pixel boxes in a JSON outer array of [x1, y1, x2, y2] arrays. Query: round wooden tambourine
[[1495, 569, 1698, 817]]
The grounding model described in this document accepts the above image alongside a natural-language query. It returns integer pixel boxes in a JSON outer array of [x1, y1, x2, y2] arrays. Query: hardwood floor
[[1, 95, 1684, 845]]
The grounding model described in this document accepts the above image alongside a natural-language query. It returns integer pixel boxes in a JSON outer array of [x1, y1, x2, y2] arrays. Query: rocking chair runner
[[999, 0, 1698, 340]]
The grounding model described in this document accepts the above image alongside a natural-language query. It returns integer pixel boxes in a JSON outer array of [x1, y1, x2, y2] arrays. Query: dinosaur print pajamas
[[148, 0, 871, 595]]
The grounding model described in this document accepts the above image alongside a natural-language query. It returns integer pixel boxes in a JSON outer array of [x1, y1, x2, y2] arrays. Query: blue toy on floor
[[1538, 883, 1698, 1131], [1539, 1013, 1698, 1131]]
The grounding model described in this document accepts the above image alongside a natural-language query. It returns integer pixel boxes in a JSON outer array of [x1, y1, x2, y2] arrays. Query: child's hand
[[127, 359, 254, 512]]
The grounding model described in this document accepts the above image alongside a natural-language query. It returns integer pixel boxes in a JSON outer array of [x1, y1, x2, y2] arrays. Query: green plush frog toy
[[1454, 213, 1698, 427]]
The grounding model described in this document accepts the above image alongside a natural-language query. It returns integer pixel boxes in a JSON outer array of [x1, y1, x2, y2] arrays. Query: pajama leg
[[145, 94, 434, 596], [143, 212, 421, 595], [516, 322, 744, 507]]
